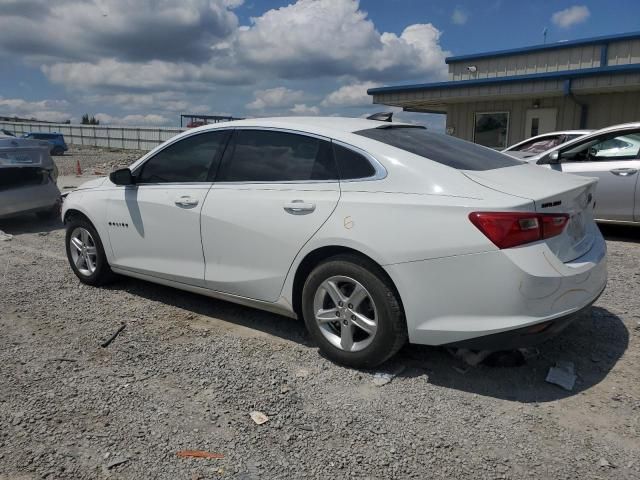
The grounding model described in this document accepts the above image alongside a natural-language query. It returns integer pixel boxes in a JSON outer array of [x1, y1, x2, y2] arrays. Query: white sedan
[[62, 117, 607, 367]]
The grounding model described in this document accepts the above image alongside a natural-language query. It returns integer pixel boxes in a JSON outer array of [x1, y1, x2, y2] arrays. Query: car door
[[106, 130, 231, 285], [550, 129, 640, 222], [201, 128, 340, 302]]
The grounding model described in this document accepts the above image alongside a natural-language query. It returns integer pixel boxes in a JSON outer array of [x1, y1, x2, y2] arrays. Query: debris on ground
[[449, 348, 492, 366], [101, 323, 126, 348], [177, 450, 224, 460], [37, 232, 50, 236], [0, 230, 13, 241], [106, 456, 129, 469], [49, 357, 77, 363], [545, 361, 577, 391], [372, 365, 406, 386], [249, 411, 269, 425], [598, 458, 612, 468]]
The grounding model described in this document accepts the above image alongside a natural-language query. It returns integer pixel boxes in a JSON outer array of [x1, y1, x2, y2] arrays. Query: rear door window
[[355, 126, 521, 171], [216, 130, 338, 182]]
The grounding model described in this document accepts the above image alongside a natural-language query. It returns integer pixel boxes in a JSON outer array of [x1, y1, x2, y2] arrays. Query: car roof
[[189, 116, 413, 138]]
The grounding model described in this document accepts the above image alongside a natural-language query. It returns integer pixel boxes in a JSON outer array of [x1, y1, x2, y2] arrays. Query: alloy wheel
[[69, 227, 98, 277], [313, 275, 378, 352]]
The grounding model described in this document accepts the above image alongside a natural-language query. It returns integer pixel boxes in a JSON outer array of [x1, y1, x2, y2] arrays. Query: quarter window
[[216, 130, 338, 182], [137, 131, 230, 183], [333, 144, 376, 179]]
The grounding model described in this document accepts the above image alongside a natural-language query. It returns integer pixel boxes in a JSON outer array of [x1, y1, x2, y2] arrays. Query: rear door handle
[[610, 168, 638, 176], [283, 200, 316, 215], [175, 196, 199, 207]]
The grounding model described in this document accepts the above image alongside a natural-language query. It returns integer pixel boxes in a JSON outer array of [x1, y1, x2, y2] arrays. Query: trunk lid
[[463, 164, 597, 262]]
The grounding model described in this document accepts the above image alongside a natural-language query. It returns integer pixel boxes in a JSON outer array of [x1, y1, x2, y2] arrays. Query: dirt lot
[[0, 147, 639, 479]]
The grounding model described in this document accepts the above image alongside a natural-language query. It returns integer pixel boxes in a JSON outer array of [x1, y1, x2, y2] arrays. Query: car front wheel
[[302, 254, 407, 368], [65, 217, 114, 286]]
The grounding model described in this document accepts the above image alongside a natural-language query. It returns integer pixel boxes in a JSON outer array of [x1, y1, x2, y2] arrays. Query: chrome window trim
[[132, 126, 387, 185]]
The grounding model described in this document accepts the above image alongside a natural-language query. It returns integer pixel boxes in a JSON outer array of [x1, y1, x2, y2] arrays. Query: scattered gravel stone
[[249, 411, 269, 425]]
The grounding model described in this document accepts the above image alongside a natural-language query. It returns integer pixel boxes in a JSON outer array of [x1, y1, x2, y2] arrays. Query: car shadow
[[106, 276, 312, 346], [390, 306, 628, 403], [106, 275, 627, 403], [0, 214, 63, 235], [598, 223, 640, 242]]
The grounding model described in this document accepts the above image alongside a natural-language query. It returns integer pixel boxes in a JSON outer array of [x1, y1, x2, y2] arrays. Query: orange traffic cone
[[75, 159, 82, 176]]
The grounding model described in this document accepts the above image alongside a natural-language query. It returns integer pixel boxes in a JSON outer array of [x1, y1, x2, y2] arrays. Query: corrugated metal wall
[[445, 91, 640, 145], [448, 45, 601, 81], [0, 121, 185, 151]]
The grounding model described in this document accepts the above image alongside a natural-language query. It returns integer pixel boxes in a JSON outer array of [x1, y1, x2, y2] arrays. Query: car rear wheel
[[302, 254, 407, 368], [65, 218, 114, 286]]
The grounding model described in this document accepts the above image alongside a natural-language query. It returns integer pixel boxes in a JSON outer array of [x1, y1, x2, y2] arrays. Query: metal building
[[368, 31, 640, 149]]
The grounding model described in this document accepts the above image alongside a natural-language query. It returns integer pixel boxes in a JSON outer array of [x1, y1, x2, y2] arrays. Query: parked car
[[503, 130, 592, 160], [62, 117, 607, 367], [22, 132, 68, 156], [0, 136, 61, 219], [523, 123, 640, 225]]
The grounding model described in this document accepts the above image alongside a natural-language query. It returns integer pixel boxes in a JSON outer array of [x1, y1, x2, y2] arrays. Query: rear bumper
[[442, 285, 604, 350], [0, 181, 61, 219], [384, 225, 607, 347]]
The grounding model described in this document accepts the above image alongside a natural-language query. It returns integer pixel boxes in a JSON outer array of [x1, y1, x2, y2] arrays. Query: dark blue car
[[22, 132, 68, 156]]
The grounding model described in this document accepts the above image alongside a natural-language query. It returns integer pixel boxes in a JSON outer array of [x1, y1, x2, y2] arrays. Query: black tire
[[65, 216, 115, 286], [301, 254, 407, 368]]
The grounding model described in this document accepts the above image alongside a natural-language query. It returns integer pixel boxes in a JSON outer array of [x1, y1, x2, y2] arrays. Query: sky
[[1, 0, 639, 128]]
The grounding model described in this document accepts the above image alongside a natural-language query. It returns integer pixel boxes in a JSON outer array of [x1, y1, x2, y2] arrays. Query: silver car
[[502, 130, 592, 161], [0, 136, 61, 219], [524, 123, 640, 225]]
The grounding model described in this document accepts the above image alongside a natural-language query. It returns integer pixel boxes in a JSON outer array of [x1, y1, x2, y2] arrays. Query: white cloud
[[94, 113, 170, 126], [321, 82, 379, 107], [551, 5, 590, 28], [246, 87, 307, 110], [4, 0, 451, 119], [451, 7, 468, 25], [0, 96, 71, 122], [237, 0, 449, 81], [290, 104, 319, 115]]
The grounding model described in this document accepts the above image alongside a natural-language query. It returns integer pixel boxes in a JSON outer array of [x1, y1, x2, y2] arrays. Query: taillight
[[469, 212, 569, 249]]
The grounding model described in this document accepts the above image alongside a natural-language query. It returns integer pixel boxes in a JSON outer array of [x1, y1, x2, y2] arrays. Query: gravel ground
[[0, 151, 639, 478]]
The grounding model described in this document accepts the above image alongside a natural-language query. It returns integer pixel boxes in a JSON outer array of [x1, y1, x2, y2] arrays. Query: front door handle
[[175, 196, 199, 207], [610, 168, 638, 176], [284, 200, 316, 215]]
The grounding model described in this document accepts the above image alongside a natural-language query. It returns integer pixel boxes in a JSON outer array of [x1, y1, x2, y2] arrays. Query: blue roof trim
[[445, 31, 640, 64], [367, 63, 640, 96]]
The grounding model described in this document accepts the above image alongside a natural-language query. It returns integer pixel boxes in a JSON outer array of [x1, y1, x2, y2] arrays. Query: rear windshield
[[354, 127, 522, 171]]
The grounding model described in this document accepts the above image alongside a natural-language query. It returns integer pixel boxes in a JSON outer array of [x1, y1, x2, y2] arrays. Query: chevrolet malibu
[[62, 117, 607, 367]]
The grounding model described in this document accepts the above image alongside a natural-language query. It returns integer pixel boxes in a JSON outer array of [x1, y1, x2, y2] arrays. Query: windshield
[[355, 127, 522, 171]]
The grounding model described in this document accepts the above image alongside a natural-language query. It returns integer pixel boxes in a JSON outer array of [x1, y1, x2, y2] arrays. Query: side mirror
[[109, 168, 135, 186], [548, 151, 560, 164]]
